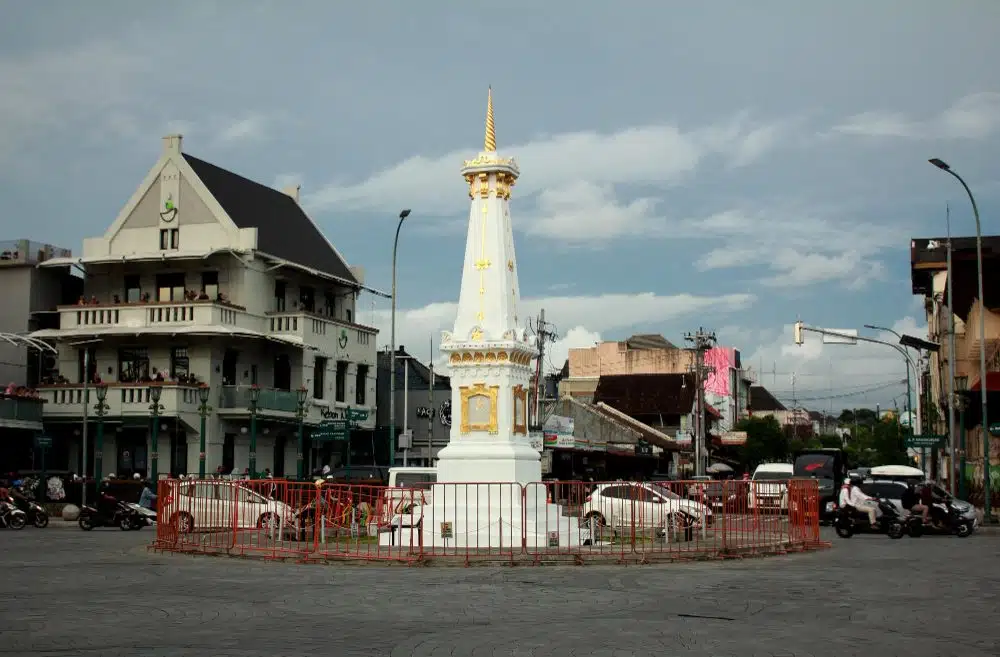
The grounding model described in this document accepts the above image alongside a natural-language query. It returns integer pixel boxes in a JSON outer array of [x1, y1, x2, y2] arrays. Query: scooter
[[834, 498, 905, 539], [0, 498, 27, 530], [79, 493, 141, 531], [12, 492, 49, 528], [907, 500, 975, 538], [126, 503, 157, 530]]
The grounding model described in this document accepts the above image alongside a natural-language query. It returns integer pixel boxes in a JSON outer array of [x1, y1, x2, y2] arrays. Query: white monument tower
[[418, 89, 583, 549]]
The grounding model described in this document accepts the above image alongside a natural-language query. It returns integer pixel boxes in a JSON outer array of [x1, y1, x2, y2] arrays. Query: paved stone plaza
[[1, 527, 998, 656]]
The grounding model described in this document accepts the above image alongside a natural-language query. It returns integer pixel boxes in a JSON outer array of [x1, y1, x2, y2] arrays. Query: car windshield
[[650, 483, 681, 499], [793, 454, 835, 478], [752, 472, 790, 481]]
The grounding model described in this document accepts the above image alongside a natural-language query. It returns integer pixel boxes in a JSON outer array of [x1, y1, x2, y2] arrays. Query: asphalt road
[[0, 526, 998, 656]]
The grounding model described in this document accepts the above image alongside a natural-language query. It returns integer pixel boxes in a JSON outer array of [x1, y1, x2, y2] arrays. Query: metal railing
[[150, 479, 824, 565], [218, 386, 299, 413], [0, 396, 45, 423]]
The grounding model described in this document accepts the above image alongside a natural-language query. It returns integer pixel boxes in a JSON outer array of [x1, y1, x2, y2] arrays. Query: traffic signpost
[[34, 435, 52, 502], [905, 434, 946, 449]]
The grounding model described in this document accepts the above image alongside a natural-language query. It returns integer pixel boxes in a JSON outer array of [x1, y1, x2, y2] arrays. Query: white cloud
[[217, 114, 268, 143], [744, 316, 928, 412], [305, 113, 793, 216], [0, 40, 148, 161], [832, 92, 1000, 140], [521, 182, 662, 242], [366, 291, 757, 370], [273, 172, 304, 191]]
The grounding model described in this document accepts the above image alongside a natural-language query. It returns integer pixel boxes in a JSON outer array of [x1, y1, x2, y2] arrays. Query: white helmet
[[133, 473, 141, 480]]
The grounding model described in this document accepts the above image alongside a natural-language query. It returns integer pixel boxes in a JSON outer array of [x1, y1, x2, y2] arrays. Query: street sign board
[[346, 408, 369, 422], [905, 434, 946, 449], [313, 419, 348, 442], [821, 329, 859, 345], [34, 435, 52, 448], [989, 423, 1000, 437]]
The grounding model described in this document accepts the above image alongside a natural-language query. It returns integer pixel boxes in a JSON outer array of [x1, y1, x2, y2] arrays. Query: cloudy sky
[[2, 1, 998, 413]]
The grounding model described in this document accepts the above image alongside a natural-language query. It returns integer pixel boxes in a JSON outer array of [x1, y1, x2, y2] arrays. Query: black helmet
[[849, 474, 863, 487]]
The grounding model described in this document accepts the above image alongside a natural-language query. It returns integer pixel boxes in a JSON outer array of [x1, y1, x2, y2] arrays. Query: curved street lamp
[[248, 384, 261, 477], [93, 382, 109, 482], [148, 384, 164, 481], [197, 384, 212, 478], [928, 157, 991, 523], [390, 208, 412, 468], [295, 386, 309, 480]]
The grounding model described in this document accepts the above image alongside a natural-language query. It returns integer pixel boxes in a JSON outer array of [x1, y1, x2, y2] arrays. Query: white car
[[748, 463, 793, 511], [581, 482, 711, 530], [168, 480, 294, 533]]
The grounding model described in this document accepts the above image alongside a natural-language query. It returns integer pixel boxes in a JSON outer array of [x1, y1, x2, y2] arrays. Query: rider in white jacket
[[841, 476, 877, 526]]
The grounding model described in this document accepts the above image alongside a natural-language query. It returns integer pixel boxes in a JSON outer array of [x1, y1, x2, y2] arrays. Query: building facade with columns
[[30, 135, 380, 480]]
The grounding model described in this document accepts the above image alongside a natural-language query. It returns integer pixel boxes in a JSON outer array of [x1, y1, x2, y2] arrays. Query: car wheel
[[257, 512, 278, 532], [582, 512, 606, 528]]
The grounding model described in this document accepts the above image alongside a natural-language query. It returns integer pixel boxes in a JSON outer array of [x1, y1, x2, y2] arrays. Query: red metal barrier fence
[[151, 478, 826, 565]]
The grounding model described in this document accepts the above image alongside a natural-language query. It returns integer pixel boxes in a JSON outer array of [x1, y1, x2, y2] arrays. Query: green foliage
[[734, 416, 788, 469], [843, 417, 911, 467]]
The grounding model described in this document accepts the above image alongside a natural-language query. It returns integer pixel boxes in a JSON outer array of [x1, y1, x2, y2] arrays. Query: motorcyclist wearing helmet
[[844, 475, 878, 527], [138, 479, 158, 510], [902, 482, 929, 523]]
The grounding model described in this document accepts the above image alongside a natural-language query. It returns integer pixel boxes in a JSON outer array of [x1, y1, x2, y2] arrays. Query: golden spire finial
[[484, 86, 496, 152]]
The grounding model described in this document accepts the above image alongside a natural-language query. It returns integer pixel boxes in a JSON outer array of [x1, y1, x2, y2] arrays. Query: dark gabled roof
[[593, 373, 695, 416], [910, 235, 1000, 318], [376, 348, 450, 389], [183, 154, 358, 285], [625, 334, 677, 350], [749, 386, 786, 412]]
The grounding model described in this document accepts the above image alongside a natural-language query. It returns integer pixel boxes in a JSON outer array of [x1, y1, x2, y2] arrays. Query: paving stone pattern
[[0, 528, 998, 656]]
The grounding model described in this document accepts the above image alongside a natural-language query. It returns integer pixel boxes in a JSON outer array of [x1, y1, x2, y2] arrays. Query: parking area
[[1, 528, 998, 656]]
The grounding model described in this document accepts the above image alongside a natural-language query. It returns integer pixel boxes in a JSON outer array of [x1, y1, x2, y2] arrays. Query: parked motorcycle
[[0, 497, 27, 530], [834, 498, 905, 539], [79, 494, 141, 531], [12, 491, 49, 528]]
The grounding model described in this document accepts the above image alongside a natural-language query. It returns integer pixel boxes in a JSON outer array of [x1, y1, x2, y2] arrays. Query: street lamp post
[[197, 384, 212, 478], [389, 208, 412, 468], [929, 157, 991, 523], [93, 382, 109, 482], [148, 384, 164, 481], [955, 375, 969, 500], [864, 324, 914, 454], [295, 386, 308, 480], [248, 385, 260, 477]]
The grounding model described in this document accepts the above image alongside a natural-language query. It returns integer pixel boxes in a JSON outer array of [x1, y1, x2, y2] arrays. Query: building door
[[273, 354, 291, 391], [222, 349, 238, 386], [171, 429, 188, 476], [273, 435, 286, 477], [117, 430, 148, 478], [222, 434, 235, 472]]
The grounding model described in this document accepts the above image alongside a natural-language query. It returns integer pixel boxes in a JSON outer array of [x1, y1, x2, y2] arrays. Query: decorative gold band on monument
[[449, 350, 533, 366]]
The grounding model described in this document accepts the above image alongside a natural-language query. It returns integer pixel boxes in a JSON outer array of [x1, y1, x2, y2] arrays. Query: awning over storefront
[[29, 325, 312, 350], [970, 372, 1000, 392]]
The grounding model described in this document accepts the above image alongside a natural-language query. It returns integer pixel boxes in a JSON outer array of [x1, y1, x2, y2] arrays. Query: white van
[[748, 463, 794, 511], [388, 467, 437, 489], [384, 467, 437, 520]]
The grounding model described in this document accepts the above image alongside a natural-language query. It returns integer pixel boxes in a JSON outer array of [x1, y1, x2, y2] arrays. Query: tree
[[735, 416, 788, 469]]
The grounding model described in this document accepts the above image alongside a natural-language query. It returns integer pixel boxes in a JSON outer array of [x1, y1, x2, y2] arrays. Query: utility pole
[[684, 327, 717, 477], [791, 372, 798, 443], [530, 310, 556, 427], [428, 335, 435, 467]]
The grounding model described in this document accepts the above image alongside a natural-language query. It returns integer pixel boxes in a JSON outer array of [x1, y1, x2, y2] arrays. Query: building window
[[355, 364, 368, 405], [159, 228, 179, 250], [77, 346, 97, 384], [335, 361, 347, 403], [124, 275, 141, 303], [201, 272, 218, 300], [299, 285, 315, 313], [118, 347, 150, 383], [274, 280, 286, 312], [313, 357, 327, 400], [324, 291, 337, 317], [156, 273, 186, 302], [170, 347, 189, 380], [346, 308, 352, 323]]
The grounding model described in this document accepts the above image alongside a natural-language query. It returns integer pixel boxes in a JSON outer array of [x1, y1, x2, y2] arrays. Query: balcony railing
[[57, 300, 258, 333], [218, 386, 299, 414], [38, 383, 203, 418], [0, 396, 45, 425], [266, 311, 377, 363]]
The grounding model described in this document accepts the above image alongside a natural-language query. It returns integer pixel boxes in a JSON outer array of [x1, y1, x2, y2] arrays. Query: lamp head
[[95, 382, 108, 403], [249, 384, 261, 404], [297, 386, 309, 405], [928, 158, 950, 171], [954, 375, 968, 392], [149, 384, 162, 403], [399, 209, 411, 220], [198, 384, 211, 404]]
